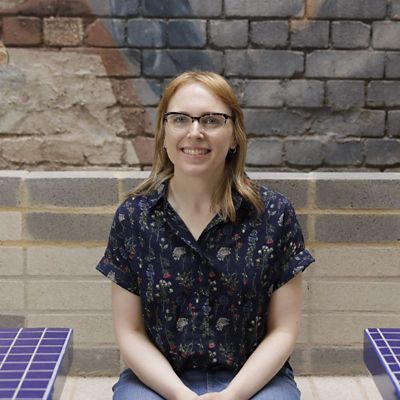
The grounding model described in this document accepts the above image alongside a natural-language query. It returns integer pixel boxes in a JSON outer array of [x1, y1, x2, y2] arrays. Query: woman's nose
[[187, 120, 204, 137]]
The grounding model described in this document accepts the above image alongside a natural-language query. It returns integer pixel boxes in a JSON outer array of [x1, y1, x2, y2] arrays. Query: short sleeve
[[274, 199, 315, 290], [96, 205, 140, 295]]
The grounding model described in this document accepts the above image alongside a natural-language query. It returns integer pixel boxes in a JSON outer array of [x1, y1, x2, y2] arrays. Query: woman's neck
[[168, 174, 221, 213]]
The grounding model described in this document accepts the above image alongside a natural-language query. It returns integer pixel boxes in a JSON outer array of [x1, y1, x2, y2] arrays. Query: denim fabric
[[112, 367, 301, 399]]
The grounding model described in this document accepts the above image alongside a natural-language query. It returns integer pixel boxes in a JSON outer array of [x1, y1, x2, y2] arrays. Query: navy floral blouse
[[96, 180, 314, 372]]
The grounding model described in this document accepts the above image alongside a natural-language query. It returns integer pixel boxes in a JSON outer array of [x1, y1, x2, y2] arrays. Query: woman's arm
[[219, 273, 304, 400], [112, 282, 198, 400]]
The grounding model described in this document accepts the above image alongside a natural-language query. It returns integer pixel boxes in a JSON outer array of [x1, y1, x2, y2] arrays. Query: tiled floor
[[60, 375, 383, 399]]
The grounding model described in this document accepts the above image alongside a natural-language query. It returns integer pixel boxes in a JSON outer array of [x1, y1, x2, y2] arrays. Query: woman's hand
[[198, 388, 242, 400]]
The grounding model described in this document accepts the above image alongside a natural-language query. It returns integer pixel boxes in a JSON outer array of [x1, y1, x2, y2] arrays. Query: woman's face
[[163, 82, 236, 182]]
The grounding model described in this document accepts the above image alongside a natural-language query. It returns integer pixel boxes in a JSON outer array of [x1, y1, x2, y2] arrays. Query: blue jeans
[[112, 367, 301, 399]]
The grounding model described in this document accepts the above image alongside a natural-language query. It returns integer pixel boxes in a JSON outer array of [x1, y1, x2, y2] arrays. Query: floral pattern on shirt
[[96, 180, 315, 372]]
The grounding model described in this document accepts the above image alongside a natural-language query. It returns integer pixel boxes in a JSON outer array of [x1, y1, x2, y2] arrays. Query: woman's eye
[[173, 116, 188, 124], [204, 117, 220, 125]]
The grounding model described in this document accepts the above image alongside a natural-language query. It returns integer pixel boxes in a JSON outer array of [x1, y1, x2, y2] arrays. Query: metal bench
[[364, 328, 400, 400], [0, 328, 73, 400]]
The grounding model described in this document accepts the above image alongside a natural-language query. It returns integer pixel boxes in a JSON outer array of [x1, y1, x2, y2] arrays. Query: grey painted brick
[[291, 20, 329, 49], [26, 213, 113, 241], [312, 0, 386, 19], [248, 174, 309, 208], [143, 50, 223, 77], [315, 214, 400, 242], [188, 0, 222, 17], [326, 81, 365, 110], [82, 0, 139, 17], [209, 20, 248, 48], [244, 80, 284, 107], [131, 79, 162, 106], [250, 21, 288, 48], [316, 179, 400, 209], [392, 0, 400, 19], [168, 20, 206, 48], [0, 176, 21, 206], [367, 81, 400, 107], [310, 110, 385, 138], [285, 80, 324, 108], [119, 49, 141, 76], [127, 19, 166, 48], [246, 139, 283, 166], [244, 80, 323, 108], [226, 50, 303, 78], [306, 51, 385, 78], [227, 79, 246, 106], [225, 0, 304, 17], [388, 111, 400, 137], [331, 21, 370, 49], [365, 139, 400, 166], [323, 141, 363, 166], [25, 173, 119, 207], [142, 0, 222, 17], [111, 0, 139, 16], [97, 18, 125, 45], [244, 109, 307, 136], [285, 140, 323, 167], [373, 21, 400, 49], [386, 52, 400, 78]]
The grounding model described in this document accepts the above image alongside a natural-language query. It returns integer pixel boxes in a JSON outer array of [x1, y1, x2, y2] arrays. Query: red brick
[[3, 17, 41, 46], [111, 79, 140, 106], [120, 107, 146, 137], [85, 19, 115, 47], [133, 137, 155, 165], [44, 17, 83, 46], [0, 0, 57, 16]]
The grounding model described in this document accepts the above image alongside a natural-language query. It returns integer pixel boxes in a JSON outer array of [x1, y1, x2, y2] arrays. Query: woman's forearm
[[224, 329, 297, 400], [118, 331, 196, 400]]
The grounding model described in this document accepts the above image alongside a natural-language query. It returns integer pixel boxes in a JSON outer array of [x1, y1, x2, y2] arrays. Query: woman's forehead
[[167, 82, 231, 114]]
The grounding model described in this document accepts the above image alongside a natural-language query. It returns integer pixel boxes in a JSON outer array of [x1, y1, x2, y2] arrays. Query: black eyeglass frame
[[163, 112, 234, 125]]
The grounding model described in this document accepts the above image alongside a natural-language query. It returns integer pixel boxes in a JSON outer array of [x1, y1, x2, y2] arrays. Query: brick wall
[[1, 170, 399, 375], [1, 0, 400, 171]]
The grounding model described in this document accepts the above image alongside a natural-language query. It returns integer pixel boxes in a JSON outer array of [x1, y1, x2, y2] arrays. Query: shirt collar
[[146, 180, 168, 210], [146, 179, 245, 212]]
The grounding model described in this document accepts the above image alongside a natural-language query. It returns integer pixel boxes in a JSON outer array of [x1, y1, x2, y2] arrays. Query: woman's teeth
[[182, 148, 209, 155]]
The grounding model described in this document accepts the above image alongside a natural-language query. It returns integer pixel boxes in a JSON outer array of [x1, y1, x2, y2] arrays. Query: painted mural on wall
[[0, 0, 399, 170]]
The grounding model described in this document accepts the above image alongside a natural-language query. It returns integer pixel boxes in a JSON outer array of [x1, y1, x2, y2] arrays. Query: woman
[[97, 71, 315, 399]]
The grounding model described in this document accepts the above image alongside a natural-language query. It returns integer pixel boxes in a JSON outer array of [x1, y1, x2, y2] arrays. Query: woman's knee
[[112, 368, 164, 400]]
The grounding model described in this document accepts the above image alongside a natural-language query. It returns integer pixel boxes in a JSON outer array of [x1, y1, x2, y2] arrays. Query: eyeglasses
[[163, 112, 233, 133]]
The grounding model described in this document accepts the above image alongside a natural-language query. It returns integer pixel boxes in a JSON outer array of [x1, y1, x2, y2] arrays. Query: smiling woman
[[96, 71, 315, 400]]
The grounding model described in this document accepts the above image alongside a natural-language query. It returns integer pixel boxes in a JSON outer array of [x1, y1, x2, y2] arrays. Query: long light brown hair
[[129, 71, 263, 221]]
